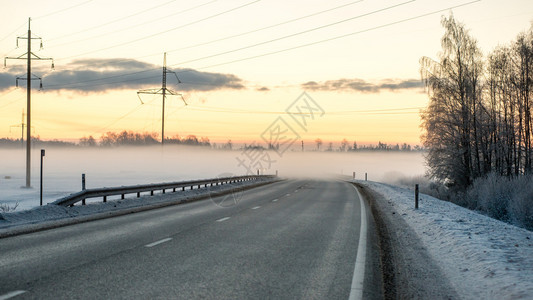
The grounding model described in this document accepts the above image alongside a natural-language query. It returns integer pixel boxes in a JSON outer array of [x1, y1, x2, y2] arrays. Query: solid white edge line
[[0, 290, 27, 300], [145, 237, 172, 248], [349, 185, 368, 300], [216, 217, 231, 222], [251, 206, 261, 210]]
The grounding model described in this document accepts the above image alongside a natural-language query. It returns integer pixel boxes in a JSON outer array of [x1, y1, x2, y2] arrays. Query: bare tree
[[420, 14, 484, 189]]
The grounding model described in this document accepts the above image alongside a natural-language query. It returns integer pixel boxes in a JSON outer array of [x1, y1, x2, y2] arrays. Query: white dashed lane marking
[[145, 238, 172, 248], [0, 290, 27, 300]]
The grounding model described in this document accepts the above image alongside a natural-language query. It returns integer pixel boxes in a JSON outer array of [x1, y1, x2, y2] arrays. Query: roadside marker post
[[415, 184, 419, 209], [40, 149, 45, 206]]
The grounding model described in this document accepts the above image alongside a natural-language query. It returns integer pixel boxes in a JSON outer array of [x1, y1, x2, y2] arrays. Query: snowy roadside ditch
[[0, 177, 278, 238], [358, 180, 533, 299]]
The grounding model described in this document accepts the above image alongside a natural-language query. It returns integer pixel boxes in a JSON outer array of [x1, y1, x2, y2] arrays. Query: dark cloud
[[301, 78, 424, 93], [0, 58, 245, 93], [256, 86, 270, 92]]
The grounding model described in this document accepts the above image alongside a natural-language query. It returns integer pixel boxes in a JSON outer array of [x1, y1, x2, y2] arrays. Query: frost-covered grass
[[386, 173, 533, 231], [0, 202, 18, 213], [467, 173, 533, 230], [360, 180, 533, 299]]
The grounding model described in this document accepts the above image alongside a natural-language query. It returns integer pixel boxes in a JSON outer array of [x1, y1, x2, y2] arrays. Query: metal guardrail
[[52, 175, 276, 207]]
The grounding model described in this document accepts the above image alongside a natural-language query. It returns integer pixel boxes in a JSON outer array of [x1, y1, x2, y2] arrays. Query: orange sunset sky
[[1, 0, 532, 146]]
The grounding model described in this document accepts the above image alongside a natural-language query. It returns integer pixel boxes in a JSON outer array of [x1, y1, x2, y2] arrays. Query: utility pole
[[10, 109, 28, 147], [4, 18, 54, 188], [137, 53, 186, 145]]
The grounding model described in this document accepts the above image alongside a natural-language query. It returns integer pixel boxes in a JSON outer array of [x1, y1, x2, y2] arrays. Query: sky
[[1, 0, 532, 146]]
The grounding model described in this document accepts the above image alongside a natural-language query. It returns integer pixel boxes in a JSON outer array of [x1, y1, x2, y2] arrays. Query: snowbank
[[359, 181, 533, 299], [0, 177, 276, 237]]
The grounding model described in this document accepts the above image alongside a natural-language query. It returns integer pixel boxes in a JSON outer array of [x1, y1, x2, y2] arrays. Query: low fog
[[0, 146, 425, 210]]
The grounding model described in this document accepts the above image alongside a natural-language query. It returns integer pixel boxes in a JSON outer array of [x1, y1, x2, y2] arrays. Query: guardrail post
[[365, 173, 367, 181], [151, 190, 154, 196], [415, 184, 419, 209], [103, 196, 106, 203], [162, 189, 165, 194], [137, 192, 141, 198], [121, 194, 125, 199], [82, 173, 86, 191], [182, 186, 185, 191]]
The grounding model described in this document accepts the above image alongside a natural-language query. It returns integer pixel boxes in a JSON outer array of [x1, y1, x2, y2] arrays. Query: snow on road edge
[[358, 180, 533, 300], [0, 178, 277, 235]]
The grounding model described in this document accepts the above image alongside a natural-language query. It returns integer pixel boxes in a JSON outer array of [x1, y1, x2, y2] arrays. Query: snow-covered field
[[359, 180, 533, 299], [0, 177, 273, 235], [0, 147, 425, 211]]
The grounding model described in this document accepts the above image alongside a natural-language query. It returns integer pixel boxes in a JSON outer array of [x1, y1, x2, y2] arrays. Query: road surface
[[0, 179, 380, 299]]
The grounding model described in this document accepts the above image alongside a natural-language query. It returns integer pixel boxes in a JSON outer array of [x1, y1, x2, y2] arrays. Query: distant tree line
[[420, 15, 533, 229], [311, 138, 422, 152], [80, 131, 211, 147], [0, 137, 76, 148]]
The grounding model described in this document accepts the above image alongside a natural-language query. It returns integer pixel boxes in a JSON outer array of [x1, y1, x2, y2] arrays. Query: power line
[[162, 0, 364, 53], [33, 0, 94, 20], [0, 96, 24, 110], [186, 0, 481, 72], [168, 0, 415, 67], [0, 21, 28, 43], [35, 0, 479, 92], [185, 105, 423, 115], [47, 0, 179, 42], [40, 0, 362, 80], [37, 1, 367, 89], [48, 0, 217, 47], [57, 0, 260, 61], [39, 1, 414, 91], [0, 88, 18, 100]]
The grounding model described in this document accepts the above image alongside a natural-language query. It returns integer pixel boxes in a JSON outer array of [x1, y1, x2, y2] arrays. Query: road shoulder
[[355, 183, 459, 299]]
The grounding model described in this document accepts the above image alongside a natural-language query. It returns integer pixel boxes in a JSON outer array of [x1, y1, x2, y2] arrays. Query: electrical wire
[[160, 0, 364, 53], [0, 21, 27, 43], [185, 0, 481, 72], [0, 96, 24, 110], [47, 0, 179, 42], [168, 0, 415, 67], [36, 0, 367, 89], [185, 105, 422, 115], [48, 0, 217, 47], [32, 0, 479, 92], [57, 0, 261, 61], [91, 102, 148, 135], [0, 88, 18, 100], [33, 0, 94, 21]]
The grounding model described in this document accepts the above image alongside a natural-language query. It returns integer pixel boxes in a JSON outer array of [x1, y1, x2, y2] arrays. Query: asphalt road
[[0, 179, 379, 299]]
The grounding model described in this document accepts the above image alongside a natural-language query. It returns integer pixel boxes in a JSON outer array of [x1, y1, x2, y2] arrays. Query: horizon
[[1, 0, 532, 145]]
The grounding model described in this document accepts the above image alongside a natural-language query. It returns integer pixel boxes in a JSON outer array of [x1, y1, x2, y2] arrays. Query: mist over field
[[0, 146, 425, 210]]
